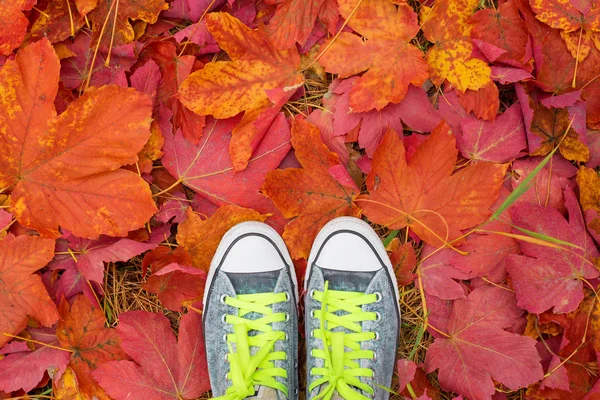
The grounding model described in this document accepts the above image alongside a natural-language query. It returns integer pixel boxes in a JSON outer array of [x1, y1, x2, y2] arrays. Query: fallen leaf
[[455, 81, 500, 121], [141, 245, 193, 277], [0, 235, 57, 348], [511, 155, 576, 213], [161, 115, 291, 225], [60, 33, 136, 90], [320, 0, 429, 112], [457, 103, 527, 162], [89, 0, 168, 47], [0, 328, 70, 393], [27, 0, 93, 44], [358, 122, 507, 247], [449, 232, 519, 282], [577, 166, 600, 242], [142, 263, 207, 311], [529, 0, 600, 61], [0, 0, 35, 55], [53, 366, 85, 400], [396, 359, 417, 392], [177, 206, 267, 270], [64, 234, 156, 284], [390, 242, 418, 286], [529, 101, 589, 162], [425, 286, 543, 400], [262, 0, 338, 49], [470, 0, 532, 68], [419, 245, 469, 300], [93, 310, 210, 400], [332, 79, 441, 157], [262, 119, 361, 259], [506, 187, 599, 313], [421, 0, 492, 92], [0, 39, 157, 238], [57, 295, 128, 400], [179, 12, 303, 170]]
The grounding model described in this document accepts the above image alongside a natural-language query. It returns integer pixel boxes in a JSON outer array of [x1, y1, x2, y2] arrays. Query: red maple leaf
[[93, 310, 210, 399]]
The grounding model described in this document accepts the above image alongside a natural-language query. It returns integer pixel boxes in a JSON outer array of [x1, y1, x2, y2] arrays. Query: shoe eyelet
[[310, 289, 316, 299], [372, 352, 377, 361], [311, 309, 317, 318], [374, 292, 382, 303], [295, 388, 299, 395], [374, 312, 381, 321], [282, 332, 288, 341], [310, 330, 315, 338], [220, 294, 229, 304], [223, 334, 228, 342], [373, 331, 380, 341], [283, 291, 290, 302], [283, 312, 290, 322], [221, 314, 227, 323], [225, 372, 229, 381]]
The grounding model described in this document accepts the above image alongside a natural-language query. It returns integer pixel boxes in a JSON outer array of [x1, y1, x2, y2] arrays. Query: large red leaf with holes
[[93, 310, 210, 400], [358, 122, 507, 247], [262, 119, 361, 259], [0, 39, 157, 238], [425, 286, 543, 400], [0, 235, 57, 348]]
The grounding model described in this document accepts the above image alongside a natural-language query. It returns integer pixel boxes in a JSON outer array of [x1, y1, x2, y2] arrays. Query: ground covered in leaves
[[1, 0, 600, 399]]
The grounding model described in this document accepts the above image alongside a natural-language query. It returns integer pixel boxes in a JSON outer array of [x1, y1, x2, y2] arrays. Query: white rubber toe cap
[[306, 217, 398, 296]]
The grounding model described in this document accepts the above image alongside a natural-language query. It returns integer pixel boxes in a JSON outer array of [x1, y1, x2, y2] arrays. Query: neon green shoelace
[[215, 292, 290, 400], [309, 281, 378, 400]]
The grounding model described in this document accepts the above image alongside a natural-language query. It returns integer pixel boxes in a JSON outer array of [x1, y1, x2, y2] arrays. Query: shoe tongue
[[318, 267, 377, 292], [225, 270, 281, 294]]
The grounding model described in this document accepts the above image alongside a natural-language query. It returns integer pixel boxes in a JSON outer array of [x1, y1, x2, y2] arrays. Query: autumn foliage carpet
[[2, 0, 600, 399]]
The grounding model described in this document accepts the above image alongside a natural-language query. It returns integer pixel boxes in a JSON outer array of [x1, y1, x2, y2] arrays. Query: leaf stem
[[2, 333, 73, 353]]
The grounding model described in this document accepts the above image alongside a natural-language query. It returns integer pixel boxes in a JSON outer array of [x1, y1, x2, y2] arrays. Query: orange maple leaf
[[262, 119, 360, 259], [358, 123, 507, 248], [177, 205, 268, 271], [319, 0, 429, 112], [57, 295, 128, 400], [420, 0, 492, 92], [179, 12, 304, 171], [0, 0, 35, 55], [530, 0, 600, 61], [0, 235, 57, 348], [0, 39, 157, 238]]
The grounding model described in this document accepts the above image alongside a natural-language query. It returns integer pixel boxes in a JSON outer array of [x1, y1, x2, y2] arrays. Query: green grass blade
[[512, 225, 582, 249], [490, 149, 557, 221], [382, 229, 399, 247]]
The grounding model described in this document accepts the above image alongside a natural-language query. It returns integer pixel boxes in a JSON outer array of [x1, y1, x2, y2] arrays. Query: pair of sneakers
[[203, 217, 400, 400]]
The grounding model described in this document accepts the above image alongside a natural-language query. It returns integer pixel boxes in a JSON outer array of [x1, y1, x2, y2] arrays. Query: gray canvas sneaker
[[203, 222, 299, 400], [305, 217, 400, 400]]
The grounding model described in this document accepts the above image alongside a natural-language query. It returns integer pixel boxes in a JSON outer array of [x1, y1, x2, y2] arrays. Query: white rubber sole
[[305, 216, 401, 314], [203, 221, 298, 311]]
